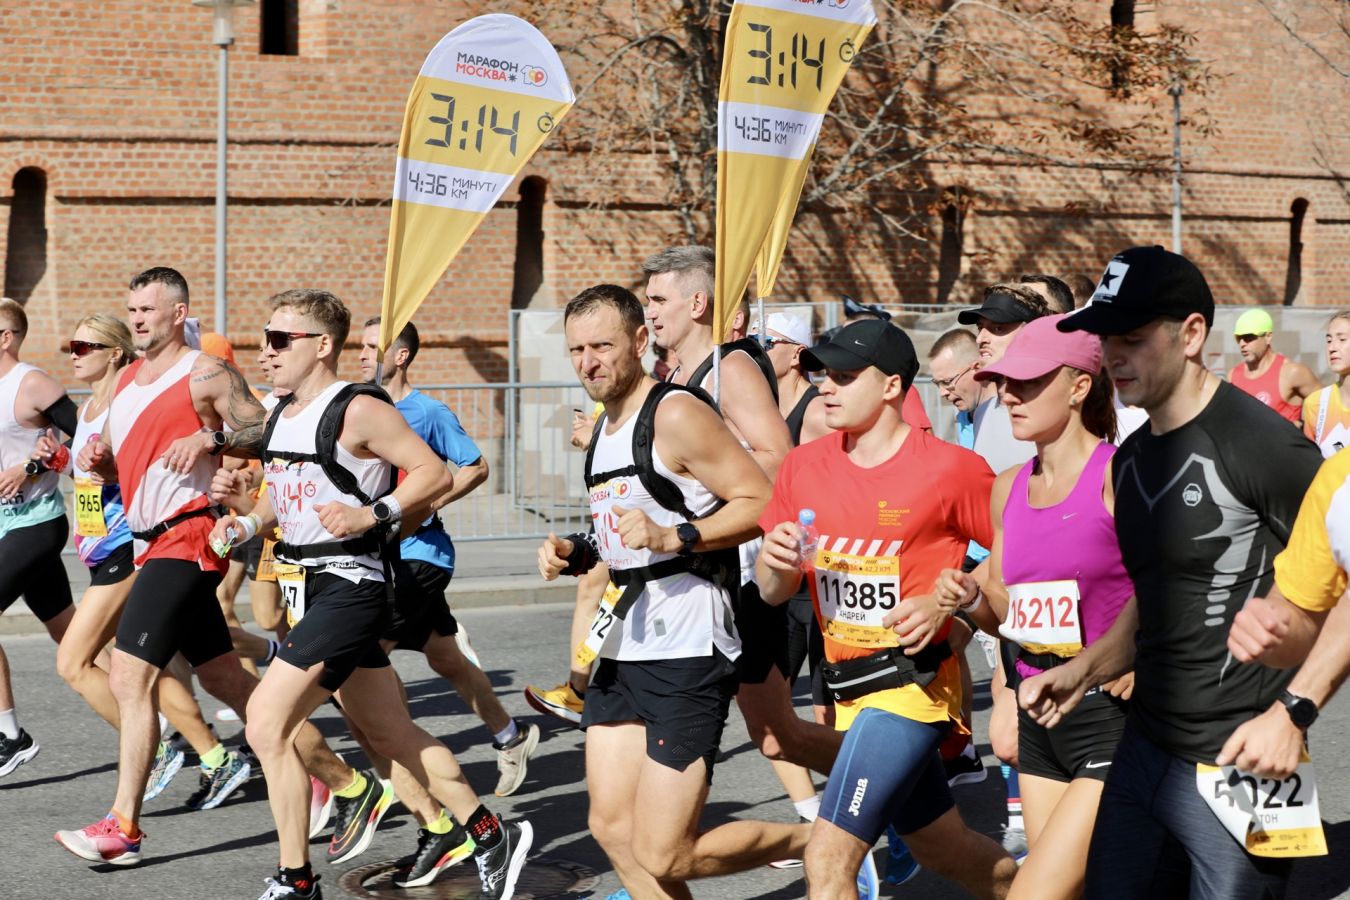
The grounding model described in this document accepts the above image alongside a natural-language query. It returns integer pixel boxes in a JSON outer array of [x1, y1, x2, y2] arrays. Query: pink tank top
[[1001, 441, 1134, 678]]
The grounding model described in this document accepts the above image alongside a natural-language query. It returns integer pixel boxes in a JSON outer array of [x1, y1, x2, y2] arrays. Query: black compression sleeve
[[42, 395, 79, 438]]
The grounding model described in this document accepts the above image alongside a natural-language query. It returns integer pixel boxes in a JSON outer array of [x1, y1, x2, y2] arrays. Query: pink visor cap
[[974, 314, 1102, 382]]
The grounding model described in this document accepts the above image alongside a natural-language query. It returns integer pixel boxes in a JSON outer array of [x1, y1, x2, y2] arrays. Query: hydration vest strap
[[609, 556, 718, 620]]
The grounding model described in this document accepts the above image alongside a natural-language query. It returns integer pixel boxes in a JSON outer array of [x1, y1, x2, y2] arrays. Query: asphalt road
[[3, 601, 1350, 900]]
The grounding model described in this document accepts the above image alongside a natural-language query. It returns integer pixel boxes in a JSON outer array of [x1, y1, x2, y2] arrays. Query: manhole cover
[[339, 857, 600, 899]]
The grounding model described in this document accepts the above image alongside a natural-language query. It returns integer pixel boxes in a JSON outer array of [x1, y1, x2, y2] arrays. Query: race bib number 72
[[814, 548, 899, 649]]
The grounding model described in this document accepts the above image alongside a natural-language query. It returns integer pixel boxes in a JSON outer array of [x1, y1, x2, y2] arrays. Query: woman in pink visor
[[933, 314, 1136, 900]]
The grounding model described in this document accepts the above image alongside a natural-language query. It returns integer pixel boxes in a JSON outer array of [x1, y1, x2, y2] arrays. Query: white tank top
[[264, 380, 391, 582], [0, 362, 64, 533], [588, 391, 740, 662]]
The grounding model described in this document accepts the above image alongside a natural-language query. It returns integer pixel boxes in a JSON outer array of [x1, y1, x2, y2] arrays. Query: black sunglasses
[[69, 340, 111, 358], [263, 329, 322, 351], [762, 337, 801, 350]]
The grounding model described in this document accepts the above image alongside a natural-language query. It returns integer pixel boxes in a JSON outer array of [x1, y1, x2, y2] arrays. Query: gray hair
[[641, 245, 715, 299]]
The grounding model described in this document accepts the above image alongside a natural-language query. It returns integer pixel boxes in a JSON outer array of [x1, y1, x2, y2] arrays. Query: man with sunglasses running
[[220, 290, 530, 899]]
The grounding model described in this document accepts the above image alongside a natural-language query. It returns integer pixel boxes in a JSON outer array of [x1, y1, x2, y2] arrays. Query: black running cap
[[801, 319, 920, 388], [1058, 246, 1215, 336], [957, 290, 1044, 326]]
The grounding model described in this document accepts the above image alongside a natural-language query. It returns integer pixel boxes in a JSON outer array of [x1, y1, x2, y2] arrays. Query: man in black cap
[[1021, 247, 1326, 898], [958, 284, 1051, 475], [757, 318, 1016, 899]]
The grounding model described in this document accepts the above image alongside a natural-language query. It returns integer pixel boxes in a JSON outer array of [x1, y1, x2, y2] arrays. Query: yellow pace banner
[[380, 15, 575, 352], [714, 0, 876, 341]]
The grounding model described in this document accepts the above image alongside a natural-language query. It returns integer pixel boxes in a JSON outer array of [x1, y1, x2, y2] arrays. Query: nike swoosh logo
[[1062, 512, 1078, 520], [1084, 761, 1112, 769], [853, 340, 867, 346]]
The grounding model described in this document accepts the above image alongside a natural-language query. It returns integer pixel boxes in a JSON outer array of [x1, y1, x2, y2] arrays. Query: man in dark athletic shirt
[[1024, 247, 1324, 900]]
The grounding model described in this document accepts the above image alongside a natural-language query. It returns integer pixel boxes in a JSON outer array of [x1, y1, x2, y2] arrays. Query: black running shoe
[[395, 825, 476, 887], [327, 772, 392, 864], [475, 820, 533, 899], [256, 871, 322, 899], [0, 728, 39, 777]]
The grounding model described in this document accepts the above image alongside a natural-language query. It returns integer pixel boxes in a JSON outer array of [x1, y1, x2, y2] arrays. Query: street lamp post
[[193, 0, 255, 339], [1170, 80, 1183, 255]]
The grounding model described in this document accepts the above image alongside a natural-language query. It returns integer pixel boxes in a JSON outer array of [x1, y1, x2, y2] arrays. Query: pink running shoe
[[309, 775, 334, 839], [55, 815, 143, 866]]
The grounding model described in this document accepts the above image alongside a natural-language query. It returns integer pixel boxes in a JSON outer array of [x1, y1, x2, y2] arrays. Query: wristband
[[958, 587, 984, 613], [236, 513, 260, 544], [560, 531, 600, 576]]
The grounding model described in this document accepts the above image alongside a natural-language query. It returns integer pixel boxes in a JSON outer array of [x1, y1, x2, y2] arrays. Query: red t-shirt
[[903, 389, 932, 432], [760, 426, 993, 727]]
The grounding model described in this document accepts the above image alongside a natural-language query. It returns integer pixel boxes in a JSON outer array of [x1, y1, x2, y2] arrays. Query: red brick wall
[[2, 0, 1347, 386]]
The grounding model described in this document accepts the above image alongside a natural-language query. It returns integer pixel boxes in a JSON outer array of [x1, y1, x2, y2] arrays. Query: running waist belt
[[821, 643, 954, 702], [609, 553, 737, 621], [1016, 647, 1072, 671], [131, 505, 223, 542]]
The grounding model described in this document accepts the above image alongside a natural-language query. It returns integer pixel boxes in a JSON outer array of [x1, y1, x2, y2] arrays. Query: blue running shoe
[[143, 741, 185, 802], [884, 825, 922, 885], [856, 848, 880, 899]]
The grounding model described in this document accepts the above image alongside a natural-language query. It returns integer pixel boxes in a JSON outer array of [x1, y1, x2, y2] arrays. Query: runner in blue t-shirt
[[357, 317, 540, 888]]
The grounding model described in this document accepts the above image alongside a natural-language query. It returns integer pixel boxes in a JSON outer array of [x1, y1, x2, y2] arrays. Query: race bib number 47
[[814, 549, 899, 649], [999, 580, 1083, 657], [1196, 757, 1327, 858], [276, 563, 307, 628]]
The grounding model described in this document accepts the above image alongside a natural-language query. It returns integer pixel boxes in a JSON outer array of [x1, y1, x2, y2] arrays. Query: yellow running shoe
[[523, 682, 584, 726]]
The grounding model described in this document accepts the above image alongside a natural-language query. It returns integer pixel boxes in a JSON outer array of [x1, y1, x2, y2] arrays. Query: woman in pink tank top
[[933, 314, 1136, 900]]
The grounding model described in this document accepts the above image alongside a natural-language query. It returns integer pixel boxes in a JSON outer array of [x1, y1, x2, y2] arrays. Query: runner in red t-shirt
[[756, 319, 1016, 899]]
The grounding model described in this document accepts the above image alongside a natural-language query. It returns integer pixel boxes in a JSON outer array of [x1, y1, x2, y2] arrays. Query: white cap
[[751, 312, 812, 347]]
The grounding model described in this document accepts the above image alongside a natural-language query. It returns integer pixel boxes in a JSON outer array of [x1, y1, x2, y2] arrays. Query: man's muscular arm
[[191, 355, 268, 457]]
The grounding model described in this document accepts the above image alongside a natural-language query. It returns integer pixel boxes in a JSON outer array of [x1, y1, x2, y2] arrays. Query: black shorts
[[0, 514, 72, 622], [385, 559, 457, 651], [88, 542, 135, 587], [582, 651, 738, 781], [238, 535, 265, 580], [277, 571, 391, 692], [785, 596, 827, 706], [1018, 686, 1128, 783], [115, 558, 232, 669], [734, 581, 790, 685]]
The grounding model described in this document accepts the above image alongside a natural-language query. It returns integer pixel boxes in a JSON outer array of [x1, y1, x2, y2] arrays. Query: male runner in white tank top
[[539, 284, 810, 898], [0, 296, 80, 777], [214, 289, 530, 900]]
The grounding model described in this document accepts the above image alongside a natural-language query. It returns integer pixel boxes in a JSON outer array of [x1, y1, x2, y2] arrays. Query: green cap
[[1234, 308, 1274, 336]]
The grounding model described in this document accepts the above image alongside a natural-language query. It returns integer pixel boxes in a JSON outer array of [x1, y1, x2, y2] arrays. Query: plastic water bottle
[[797, 509, 819, 571]]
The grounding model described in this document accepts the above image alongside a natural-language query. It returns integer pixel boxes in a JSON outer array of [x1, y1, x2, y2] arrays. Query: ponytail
[[1079, 369, 1118, 443]]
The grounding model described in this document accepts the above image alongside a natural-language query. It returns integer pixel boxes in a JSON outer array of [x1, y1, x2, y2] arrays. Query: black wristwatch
[[371, 499, 399, 526], [1280, 690, 1319, 730], [207, 430, 228, 456], [676, 522, 700, 556]]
